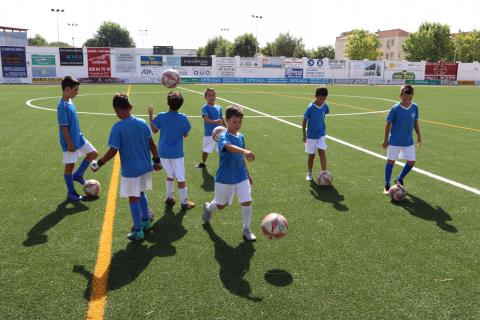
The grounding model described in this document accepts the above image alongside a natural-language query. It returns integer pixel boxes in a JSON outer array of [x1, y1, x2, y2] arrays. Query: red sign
[[425, 62, 458, 80], [87, 48, 111, 78]]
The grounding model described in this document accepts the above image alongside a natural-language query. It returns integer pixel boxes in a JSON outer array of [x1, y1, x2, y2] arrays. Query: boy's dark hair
[[61, 76, 80, 91], [315, 86, 328, 97], [112, 93, 132, 109], [167, 92, 184, 110], [204, 88, 216, 97], [400, 84, 414, 95], [225, 105, 244, 119]]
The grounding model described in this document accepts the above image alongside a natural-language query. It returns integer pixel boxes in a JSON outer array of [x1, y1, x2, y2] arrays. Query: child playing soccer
[[202, 105, 257, 241], [148, 92, 195, 210], [57, 76, 98, 201], [195, 88, 225, 168], [302, 87, 330, 181], [90, 93, 161, 241], [382, 84, 422, 194]]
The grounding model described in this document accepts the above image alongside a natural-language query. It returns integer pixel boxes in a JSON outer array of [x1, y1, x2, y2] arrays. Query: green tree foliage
[[453, 30, 480, 62], [83, 21, 135, 47], [309, 45, 335, 59], [345, 30, 383, 60], [28, 34, 48, 46], [262, 33, 306, 57], [230, 33, 258, 57], [48, 41, 71, 48], [198, 36, 232, 57], [403, 22, 454, 62]]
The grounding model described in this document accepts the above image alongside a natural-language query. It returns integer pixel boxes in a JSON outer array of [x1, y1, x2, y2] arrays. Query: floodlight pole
[[139, 29, 148, 48], [51, 9, 65, 43], [251, 15, 263, 55], [68, 23, 78, 47]]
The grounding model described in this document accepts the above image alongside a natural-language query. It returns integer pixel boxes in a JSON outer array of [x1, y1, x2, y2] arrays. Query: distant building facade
[[0, 26, 28, 46]]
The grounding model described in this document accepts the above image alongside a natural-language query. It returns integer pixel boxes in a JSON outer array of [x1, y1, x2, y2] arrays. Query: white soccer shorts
[[160, 157, 186, 182], [387, 145, 416, 161], [62, 139, 96, 164], [214, 179, 252, 205], [203, 136, 218, 153], [304, 136, 327, 154], [120, 172, 152, 198]]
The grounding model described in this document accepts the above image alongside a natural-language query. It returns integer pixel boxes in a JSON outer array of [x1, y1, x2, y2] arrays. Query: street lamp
[[251, 14, 263, 55], [68, 23, 78, 47], [51, 9, 65, 43], [138, 29, 148, 48], [220, 28, 230, 39]]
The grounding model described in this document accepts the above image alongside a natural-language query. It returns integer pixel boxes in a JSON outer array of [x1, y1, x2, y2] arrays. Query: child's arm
[[90, 148, 118, 171], [243, 159, 253, 185], [414, 120, 421, 146], [382, 122, 392, 149], [302, 118, 308, 143], [147, 105, 159, 133], [148, 137, 162, 171], [202, 114, 223, 125], [60, 126, 75, 152], [224, 144, 255, 162]]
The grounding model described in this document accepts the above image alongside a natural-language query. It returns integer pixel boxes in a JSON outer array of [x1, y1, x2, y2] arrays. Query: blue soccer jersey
[[202, 104, 223, 136], [215, 132, 248, 184], [57, 98, 86, 152], [108, 116, 153, 178], [386, 103, 419, 146], [304, 102, 330, 139], [151, 111, 191, 159]]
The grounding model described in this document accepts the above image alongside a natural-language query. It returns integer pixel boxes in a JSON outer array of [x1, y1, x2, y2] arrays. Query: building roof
[[0, 26, 29, 32]]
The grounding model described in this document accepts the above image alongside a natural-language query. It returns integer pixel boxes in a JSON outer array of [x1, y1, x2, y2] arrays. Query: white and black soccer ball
[[212, 126, 227, 142], [83, 179, 101, 197], [261, 213, 288, 240], [161, 69, 180, 88], [317, 171, 333, 186], [389, 184, 407, 202]]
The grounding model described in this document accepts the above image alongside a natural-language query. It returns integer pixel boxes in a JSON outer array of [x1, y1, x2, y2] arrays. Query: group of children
[[58, 76, 421, 242]]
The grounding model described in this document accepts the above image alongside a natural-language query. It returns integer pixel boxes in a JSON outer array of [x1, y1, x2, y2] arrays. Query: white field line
[[180, 86, 480, 196]]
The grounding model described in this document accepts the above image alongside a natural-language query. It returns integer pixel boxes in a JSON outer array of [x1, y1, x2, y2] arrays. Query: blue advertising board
[[1, 46, 27, 77]]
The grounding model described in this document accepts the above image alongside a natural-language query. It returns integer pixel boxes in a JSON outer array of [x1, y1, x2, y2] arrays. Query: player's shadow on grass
[[23, 200, 90, 247], [393, 193, 457, 233], [203, 223, 262, 302], [309, 181, 349, 212], [201, 167, 215, 192], [74, 205, 188, 298]]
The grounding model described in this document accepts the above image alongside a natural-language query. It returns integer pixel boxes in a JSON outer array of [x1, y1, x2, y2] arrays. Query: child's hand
[[302, 135, 306, 143], [152, 157, 162, 171], [382, 141, 389, 149], [67, 143, 75, 152], [417, 136, 422, 147], [243, 150, 255, 162], [148, 105, 154, 116]]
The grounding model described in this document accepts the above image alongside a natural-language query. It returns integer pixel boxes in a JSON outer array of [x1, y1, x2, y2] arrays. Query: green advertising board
[[32, 54, 56, 66]]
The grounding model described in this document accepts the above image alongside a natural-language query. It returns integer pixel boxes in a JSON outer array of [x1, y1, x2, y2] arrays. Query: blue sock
[[398, 164, 413, 182], [129, 201, 142, 231], [385, 163, 394, 187], [139, 192, 149, 221], [64, 174, 76, 194], [74, 159, 90, 178]]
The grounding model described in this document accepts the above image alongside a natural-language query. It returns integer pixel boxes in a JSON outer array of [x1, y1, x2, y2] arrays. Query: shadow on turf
[[201, 166, 215, 192], [203, 223, 263, 302], [392, 193, 458, 233], [23, 199, 91, 247], [74, 204, 188, 299], [309, 181, 349, 211], [264, 269, 293, 287]]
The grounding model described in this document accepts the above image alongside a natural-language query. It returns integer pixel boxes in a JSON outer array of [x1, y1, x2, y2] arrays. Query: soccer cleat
[[67, 192, 83, 202], [394, 178, 404, 186], [383, 185, 390, 195], [141, 219, 153, 232], [242, 227, 257, 242], [195, 162, 206, 168], [202, 202, 212, 223], [181, 201, 196, 211], [127, 229, 144, 241], [305, 172, 313, 181], [165, 198, 176, 206], [72, 174, 85, 185]]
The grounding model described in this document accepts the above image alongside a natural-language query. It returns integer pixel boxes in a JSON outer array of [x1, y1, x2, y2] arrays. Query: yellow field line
[[418, 119, 480, 132]]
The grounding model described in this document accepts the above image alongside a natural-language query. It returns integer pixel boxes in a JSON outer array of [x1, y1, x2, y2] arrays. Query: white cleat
[[202, 202, 212, 223], [305, 172, 313, 181], [242, 227, 257, 242]]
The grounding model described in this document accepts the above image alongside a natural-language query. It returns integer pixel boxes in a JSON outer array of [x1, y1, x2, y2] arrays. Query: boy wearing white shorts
[[90, 94, 161, 241], [202, 106, 257, 241], [148, 92, 195, 210], [382, 85, 422, 194]]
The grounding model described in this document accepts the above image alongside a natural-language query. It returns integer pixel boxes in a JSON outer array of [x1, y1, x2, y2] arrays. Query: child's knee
[[216, 203, 226, 209], [241, 201, 251, 206], [407, 161, 415, 166], [87, 151, 98, 160]]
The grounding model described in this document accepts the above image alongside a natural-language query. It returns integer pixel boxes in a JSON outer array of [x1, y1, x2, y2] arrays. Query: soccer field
[[1, 83, 479, 319]]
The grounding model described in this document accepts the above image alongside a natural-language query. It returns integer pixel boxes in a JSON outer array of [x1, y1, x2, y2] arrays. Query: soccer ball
[[161, 69, 180, 88], [261, 213, 288, 240], [212, 126, 227, 142], [317, 171, 333, 186], [389, 184, 407, 201], [83, 179, 101, 197]]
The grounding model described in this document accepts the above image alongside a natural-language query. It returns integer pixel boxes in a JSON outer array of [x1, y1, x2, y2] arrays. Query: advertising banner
[[328, 59, 347, 69], [238, 57, 262, 68], [115, 49, 135, 73], [31, 54, 57, 78], [216, 57, 235, 77], [349, 60, 384, 79], [285, 68, 303, 79], [181, 56, 212, 66], [425, 62, 458, 80], [32, 54, 56, 66], [285, 58, 303, 69], [384, 61, 425, 80], [1, 46, 27, 77], [140, 55, 163, 66], [305, 58, 327, 78], [166, 56, 181, 67], [87, 48, 111, 78], [59, 48, 83, 66], [175, 67, 213, 77], [262, 57, 283, 68]]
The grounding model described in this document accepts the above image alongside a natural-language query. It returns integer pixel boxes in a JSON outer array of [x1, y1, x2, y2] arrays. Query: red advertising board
[[425, 62, 458, 80], [87, 48, 111, 78]]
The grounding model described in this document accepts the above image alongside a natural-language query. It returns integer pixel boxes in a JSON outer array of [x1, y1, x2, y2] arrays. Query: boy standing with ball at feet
[[90, 93, 161, 241], [382, 84, 421, 194], [148, 92, 195, 210], [302, 87, 330, 181], [58, 76, 98, 201], [202, 105, 256, 241]]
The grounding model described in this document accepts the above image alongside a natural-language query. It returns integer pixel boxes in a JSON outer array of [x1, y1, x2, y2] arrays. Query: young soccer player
[[90, 93, 161, 241], [148, 92, 195, 210], [202, 105, 257, 241], [195, 88, 225, 168], [57, 76, 98, 201], [302, 87, 330, 181], [382, 84, 422, 194]]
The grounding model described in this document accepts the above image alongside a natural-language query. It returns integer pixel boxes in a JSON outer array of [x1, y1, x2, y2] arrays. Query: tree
[[310, 45, 335, 59], [262, 33, 306, 57], [261, 42, 275, 56], [230, 33, 258, 57], [28, 34, 48, 46], [198, 36, 232, 57], [403, 22, 454, 62], [453, 30, 480, 62], [48, 41, 71, 48], [83, 21, 135, 47], [345, 29, 383, 60]]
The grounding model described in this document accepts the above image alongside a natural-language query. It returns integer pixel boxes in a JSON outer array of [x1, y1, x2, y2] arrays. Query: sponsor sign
[[181, 56, 212, 66], [166, 56, 181, 67], [31, 54, 56, 66], [140, 55, 163, 66], [32, 67, 56, 78], [32, 77, 62, 84], [329, 59, 347, 69], [216, 57, 235, 77], [425, 62, 458, 80], [262, 57, 282, 68], [59, 48, 83, 66], [1, 46, 27, 77], [285, 58, 303, 69], [285, 68, 303, 79], [349, 60, 383, 78], [87, 48, 111, 78], [384, 61, 424, 80], [238, 57, 262, 68], [115, 50, 135, 73]]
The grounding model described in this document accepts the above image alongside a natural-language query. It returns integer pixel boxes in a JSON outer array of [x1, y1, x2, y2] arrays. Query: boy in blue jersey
[[302, 87, 330, 181], [148, 92, 196, 210], [57, 76, 98, 202], [90, 93, 161, 241], [382, 85, 422, 194], [202, 105, 257, 241], [195, 88, 225, 168]]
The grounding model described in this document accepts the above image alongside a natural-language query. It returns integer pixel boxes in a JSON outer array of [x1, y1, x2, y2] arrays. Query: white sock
[[166, 180, 174, 199], [241, 205, 252, 228], [207, 200, 218, 212], [179, 187, 188, 204]]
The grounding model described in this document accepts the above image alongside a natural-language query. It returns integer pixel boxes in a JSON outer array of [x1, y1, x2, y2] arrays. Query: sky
[[1, 0, 478, 49]]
